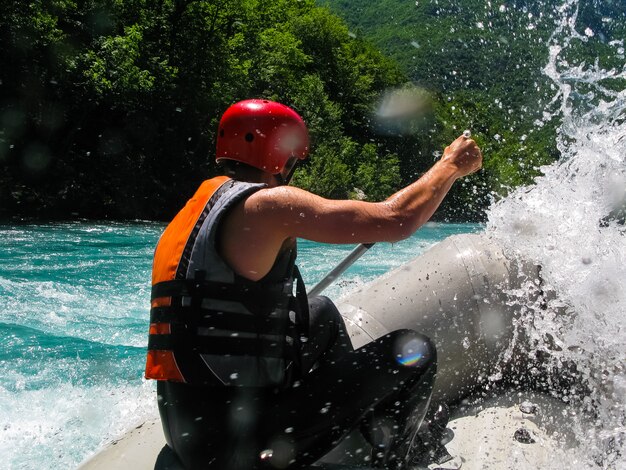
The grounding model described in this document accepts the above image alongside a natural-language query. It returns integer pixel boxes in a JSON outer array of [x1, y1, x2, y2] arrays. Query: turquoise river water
[[0, 221, 481, 469]]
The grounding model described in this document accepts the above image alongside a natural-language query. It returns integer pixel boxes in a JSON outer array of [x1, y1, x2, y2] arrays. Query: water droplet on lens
[[514, 428, 536, 444], [519, 401, 538, 414]]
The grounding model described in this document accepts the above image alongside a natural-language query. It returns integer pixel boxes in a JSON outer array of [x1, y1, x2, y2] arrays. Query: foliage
[[0, 0, 405, 220], [3, 0, 621, 221], [322, 0, 624, 219]]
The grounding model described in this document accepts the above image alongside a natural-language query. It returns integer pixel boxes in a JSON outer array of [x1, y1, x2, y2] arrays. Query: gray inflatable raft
[[78, 234, 580, 469]]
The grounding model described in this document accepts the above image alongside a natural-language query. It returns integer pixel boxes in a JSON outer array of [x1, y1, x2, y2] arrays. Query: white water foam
[[487, 0, 626, 467], [0, 381, 155, 469]]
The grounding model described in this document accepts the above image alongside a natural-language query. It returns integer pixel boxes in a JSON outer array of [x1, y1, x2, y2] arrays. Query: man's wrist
[[434, 159, 462, 180]]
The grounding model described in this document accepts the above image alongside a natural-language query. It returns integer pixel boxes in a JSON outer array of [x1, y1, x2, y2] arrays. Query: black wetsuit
[[157, 296, 437, 469]]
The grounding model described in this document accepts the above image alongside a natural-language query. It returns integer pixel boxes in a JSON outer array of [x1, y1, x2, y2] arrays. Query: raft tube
[[336, 233, 537, 404], [79, 234, 546, 469]]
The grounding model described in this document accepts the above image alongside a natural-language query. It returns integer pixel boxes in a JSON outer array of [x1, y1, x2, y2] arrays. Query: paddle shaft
[[308, 243, 374, 297]]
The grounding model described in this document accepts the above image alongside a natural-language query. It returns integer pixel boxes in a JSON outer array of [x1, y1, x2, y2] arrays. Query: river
[[0, 221, 481, 469]]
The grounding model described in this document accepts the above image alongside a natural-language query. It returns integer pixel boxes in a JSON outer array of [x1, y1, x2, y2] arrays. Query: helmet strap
[[276, 158, 300, 186]]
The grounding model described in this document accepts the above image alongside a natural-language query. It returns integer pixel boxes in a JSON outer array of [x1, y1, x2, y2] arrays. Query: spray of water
[[486, 0, 626, 466]]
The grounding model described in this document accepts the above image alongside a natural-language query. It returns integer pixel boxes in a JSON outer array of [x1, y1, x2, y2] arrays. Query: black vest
[[148, 180, 309, 387]]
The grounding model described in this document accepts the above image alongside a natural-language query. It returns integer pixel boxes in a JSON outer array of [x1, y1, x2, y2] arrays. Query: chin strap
[[275, 158, 300, 186], [274, 174, 287, 186]]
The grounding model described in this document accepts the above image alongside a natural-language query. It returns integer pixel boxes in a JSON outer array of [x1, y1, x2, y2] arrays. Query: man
[[145, 99, 482, 469]]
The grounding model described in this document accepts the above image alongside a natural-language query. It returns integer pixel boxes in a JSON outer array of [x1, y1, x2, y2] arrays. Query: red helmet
[[215, 99, 309, 174]]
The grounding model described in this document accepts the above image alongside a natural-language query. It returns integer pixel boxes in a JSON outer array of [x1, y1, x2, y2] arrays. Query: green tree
[[1, 0, 409, 219]]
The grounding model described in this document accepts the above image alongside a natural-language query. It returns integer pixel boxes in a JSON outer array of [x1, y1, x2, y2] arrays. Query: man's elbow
[[382, 213, 420, 242], [369, 202, 428, 243]]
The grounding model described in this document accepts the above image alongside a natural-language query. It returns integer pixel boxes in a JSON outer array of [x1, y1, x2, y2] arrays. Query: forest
[[2, 0, 624, 221], [324, 0, 626, 214]]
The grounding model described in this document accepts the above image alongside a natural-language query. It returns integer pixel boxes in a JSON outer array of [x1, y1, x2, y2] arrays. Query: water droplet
[[519, 401, 538, 414], [513, 428, 536, 444]]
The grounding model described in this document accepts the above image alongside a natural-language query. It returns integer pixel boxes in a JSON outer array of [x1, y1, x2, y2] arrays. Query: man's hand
[[440, 134, 483, 178]]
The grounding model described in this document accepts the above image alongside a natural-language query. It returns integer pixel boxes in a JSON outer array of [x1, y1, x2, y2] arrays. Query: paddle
[[308, 129, 472, 297], [308, 243, 374, 297]]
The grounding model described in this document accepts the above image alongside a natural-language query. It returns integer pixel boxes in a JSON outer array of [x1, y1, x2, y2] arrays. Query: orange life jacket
[[145, 176, 308, 387]]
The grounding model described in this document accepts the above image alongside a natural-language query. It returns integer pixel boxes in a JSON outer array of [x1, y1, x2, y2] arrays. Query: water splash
[[487, 0, 626, 466]]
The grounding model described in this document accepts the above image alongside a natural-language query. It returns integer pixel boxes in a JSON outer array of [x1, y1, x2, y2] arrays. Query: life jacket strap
[[150, 306, 287, 333], [148, 333, 295, 358], [292, 265, 310, 341], [151, 278, 286, 303]]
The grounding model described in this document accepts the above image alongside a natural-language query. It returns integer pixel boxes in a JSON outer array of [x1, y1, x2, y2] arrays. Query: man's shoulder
[[246, 185, 313, 210]]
